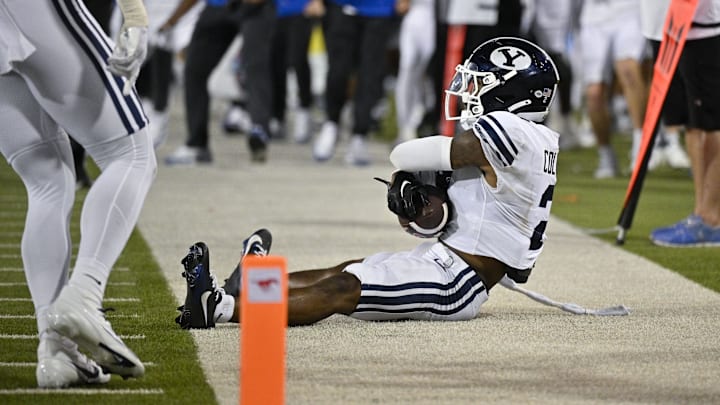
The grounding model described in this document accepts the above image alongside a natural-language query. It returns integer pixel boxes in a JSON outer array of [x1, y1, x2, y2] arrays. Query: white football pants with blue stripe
[[345, 242, 489, 321], [0, 0, 156, 333]]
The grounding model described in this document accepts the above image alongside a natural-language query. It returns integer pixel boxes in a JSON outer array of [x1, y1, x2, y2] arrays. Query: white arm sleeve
[[117, 0, 149, 28], [389, 135, 453, 171]]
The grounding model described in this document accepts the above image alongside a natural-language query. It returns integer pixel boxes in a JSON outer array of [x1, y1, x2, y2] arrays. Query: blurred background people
[[162, 0, 247, 165], [430, 0, 523, 135], [312, 0, 407, 166], [135, 0, 202, 150], [578, 0, 649, 179], [522, 0, 581, 150], [394, 0, 435, 145], [271, 0, 325, 144], [164, 0, 325, 164]]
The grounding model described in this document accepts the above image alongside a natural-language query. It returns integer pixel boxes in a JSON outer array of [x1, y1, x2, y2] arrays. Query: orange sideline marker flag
[[616, 0, 698, 243], [625, 0, 698, 204], [240, 255, 287, 405]]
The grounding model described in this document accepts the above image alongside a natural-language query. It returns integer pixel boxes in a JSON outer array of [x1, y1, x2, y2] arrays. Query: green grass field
[[0, 132, 717, 403], [0, 164, 217, 404]]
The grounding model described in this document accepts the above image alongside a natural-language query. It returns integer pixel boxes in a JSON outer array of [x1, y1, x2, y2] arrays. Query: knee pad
[[10, 137, 75, 204], [84, 129, 157, 176]]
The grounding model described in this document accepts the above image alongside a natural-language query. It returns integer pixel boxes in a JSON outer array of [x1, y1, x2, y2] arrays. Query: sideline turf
[[551, 136, 720, 292], [0, 162, 218, 405]]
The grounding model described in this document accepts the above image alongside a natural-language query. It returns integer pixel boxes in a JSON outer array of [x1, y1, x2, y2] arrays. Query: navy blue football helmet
[[445, 37, 559, 128]]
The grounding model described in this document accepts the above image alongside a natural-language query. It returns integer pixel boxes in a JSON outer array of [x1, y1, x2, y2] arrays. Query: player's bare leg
[[614, 59, 647, 131], [614, 58, 648, 166], [287, 271, 362, 326], [586, 83, 617, 178], [288, 260, 362, 288], [586, 83, 611, 147], [228, 263, 362, 326], [696, 130, 720, 226], [686, 129, 707, 215]]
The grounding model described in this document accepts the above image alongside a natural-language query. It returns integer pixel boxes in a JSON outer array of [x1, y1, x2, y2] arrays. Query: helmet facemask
[[444, 61, 517, 130]]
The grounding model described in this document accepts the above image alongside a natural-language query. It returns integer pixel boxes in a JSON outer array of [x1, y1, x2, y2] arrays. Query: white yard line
[[0, 334, 145, 340], [0, 298, 140, 302], [0, 388, 163, 395]]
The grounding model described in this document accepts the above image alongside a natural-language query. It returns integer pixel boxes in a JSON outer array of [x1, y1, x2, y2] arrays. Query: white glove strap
[[389, 136, 453, 172], [117, 0, 148, 28]]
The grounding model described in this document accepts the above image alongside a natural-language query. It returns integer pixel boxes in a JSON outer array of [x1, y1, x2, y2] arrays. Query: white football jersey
[[440, 111, 559, 270]]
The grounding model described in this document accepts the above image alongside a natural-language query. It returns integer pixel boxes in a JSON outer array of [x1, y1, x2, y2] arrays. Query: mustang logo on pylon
[[255, 278, 278, 290]]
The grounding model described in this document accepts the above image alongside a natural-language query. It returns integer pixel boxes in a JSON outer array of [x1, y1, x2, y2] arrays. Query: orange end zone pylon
[[240, 255, 288, 405]]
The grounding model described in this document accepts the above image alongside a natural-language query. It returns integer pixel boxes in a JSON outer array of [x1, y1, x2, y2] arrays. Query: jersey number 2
[[530, 185, 554, 250]]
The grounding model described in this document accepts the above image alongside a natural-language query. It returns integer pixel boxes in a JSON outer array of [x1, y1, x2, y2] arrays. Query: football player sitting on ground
[[176, 37, 562, 328]]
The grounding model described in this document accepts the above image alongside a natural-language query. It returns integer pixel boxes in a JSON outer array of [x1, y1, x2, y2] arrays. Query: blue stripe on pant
[[353, 268, 487, 319], [52, 0, 147, 134]]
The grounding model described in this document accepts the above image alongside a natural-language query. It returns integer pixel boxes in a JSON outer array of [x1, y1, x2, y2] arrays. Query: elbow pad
[[389, 136, 452, 172]]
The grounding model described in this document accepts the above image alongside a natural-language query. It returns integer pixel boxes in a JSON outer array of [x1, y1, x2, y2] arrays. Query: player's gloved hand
[[375, 171, 430, 221], [107, 26, 148, 96], [150, 26, 173, 51]]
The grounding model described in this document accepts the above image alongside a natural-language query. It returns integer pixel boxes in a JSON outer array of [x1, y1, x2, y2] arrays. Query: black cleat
[[248, 126, 269, 163], [177, 242, 221, 329], [221, 229, 273, 298]]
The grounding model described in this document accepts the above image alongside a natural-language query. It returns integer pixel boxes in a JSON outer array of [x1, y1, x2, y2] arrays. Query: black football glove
[[375, 171, 431, 221]]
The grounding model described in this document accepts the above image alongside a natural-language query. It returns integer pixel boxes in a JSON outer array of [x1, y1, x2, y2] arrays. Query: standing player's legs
[[690, 129, 720, 223], [313, 3, 358, 161], [613, 57, 647, 164], [0, 73, 74, 339], [680, 36, 720, 231], [0, 72, 110, 387], [580, 22, 616, 178], [286, 15, 315, 144], [531, 0, 576, 146], [395, 3, 435, 144], [609, 9, 648, 168], [698, 130, 720, 227], [650, 36, 720, 246], [182, 6, 240, 157], [345, 16, 395, 166], [649, 40, 691, 169], [241, 1, 275, 161], [686, 130, 706, 215], [536, 0, 573, 110], [7, 1, 156, 377]]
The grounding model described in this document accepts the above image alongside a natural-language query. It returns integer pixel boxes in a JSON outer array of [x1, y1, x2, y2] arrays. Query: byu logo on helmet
[[490, 47, 532, 70]]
